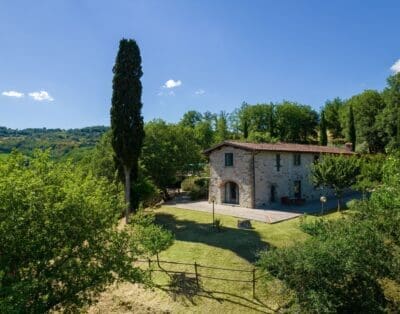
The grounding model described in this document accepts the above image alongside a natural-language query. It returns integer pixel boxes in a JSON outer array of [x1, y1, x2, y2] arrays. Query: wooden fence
[[137, 258, 265, 298]]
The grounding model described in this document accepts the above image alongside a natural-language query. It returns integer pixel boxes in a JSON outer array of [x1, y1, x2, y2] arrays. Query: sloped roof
[[204, 141, 355, 155]]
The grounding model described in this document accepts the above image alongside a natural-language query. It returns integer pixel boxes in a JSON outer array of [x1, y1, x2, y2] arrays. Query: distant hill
[[0, 126, 108, 159]]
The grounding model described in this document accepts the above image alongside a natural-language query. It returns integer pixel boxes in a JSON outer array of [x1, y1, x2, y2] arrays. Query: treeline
[[0, 126, 108, 157]]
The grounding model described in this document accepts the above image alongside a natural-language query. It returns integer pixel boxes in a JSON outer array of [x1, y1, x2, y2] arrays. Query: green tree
[[0, 151, 144, 312], [179, 110, 203, 128], [348, 104, 356, 152], [319, 110, 328, 146], [275, 101, 318, 143], [346, 90, 386, 153], [110, 38, 145, 221], [312, 155, 360, 210], [141, 120, 203, 196], [378, 73, 400, 150], [324, 97, 344, 138], [258, 218, 390, 313], [214, 111, 230, 143]]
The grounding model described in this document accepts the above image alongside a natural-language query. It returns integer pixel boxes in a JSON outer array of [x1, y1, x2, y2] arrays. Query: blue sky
[[1, 0, 399, 129]]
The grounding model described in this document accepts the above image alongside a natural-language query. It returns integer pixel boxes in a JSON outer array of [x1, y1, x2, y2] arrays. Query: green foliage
[[258, 218, 390, 313], [355, 154, 385, 193], [214, 218, 223, 232], [0, 151, 143, 312], [181, 176, 209, 200], [275, 101, 319, 143], [324, 97, 344, 139], [0, 126, 107, 158], [319, 110, 328, 146], [312, 155, 360, 210], [346, 90, 386, 153], [134, 220, 174, 259], [258, 152, 400, 312], [214, 111, 230, 143], [111, 38, 145, 216], [347, 104, 356, 151], [141, 119, 204, 194]]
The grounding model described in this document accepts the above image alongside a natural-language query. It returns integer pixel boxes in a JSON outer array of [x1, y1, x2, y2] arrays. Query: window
[[276, 154, 281, 171], [225, 153, 233, 167], [313, 154, 320, 163], [293, 153, 301, 166]]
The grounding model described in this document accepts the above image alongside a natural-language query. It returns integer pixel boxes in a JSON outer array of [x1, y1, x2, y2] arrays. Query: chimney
[[344, 142, 353, 152]]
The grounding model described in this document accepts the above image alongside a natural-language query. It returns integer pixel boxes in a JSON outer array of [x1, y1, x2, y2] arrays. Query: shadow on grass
[[155, 213, 270, 263], [157, 284, 276, 313]]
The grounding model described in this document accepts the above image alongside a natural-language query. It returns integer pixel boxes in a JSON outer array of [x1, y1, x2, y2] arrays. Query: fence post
[[194, 262, 199, 289], [252, 268, 256, 298], [148, 258, 152, 280]]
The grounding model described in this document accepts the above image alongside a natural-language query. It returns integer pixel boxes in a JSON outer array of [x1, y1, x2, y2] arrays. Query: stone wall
[[208, 146, 254, 208], [208, 147, 335, 209], [253, 152, 334, 208]]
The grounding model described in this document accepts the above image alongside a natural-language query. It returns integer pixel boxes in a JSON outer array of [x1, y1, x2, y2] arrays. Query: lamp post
[[210, 196, 216, 227], [320, 196, 327, 215]]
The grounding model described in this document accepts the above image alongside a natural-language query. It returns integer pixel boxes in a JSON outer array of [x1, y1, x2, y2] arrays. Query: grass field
[[89, 206, 337, 313]]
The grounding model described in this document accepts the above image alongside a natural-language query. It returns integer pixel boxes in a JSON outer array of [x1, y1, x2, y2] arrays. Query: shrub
[[0, 150, 144, 312], [181, 176, 209, 200]]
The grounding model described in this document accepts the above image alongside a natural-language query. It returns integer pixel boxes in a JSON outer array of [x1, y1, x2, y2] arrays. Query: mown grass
[[90, 206, 339, 313]]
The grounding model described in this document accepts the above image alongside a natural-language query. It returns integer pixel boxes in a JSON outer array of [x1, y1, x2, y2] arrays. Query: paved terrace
[[165, 193, 360, 224]]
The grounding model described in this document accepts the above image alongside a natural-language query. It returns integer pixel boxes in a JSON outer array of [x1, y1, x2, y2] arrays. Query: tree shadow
[[157, 284, 277, 313], [155, 213, 271, 263]]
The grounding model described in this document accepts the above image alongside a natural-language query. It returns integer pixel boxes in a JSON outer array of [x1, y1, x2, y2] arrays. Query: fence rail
[[136, 258, 262, 298]]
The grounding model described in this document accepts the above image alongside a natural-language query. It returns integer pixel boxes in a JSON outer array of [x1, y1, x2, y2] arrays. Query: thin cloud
[[391, 59, 400, 74], [195, 89, 205, 95], [29, 91, 54, 101], [163, 79, 182, 89], [2, 90, 24, 98]]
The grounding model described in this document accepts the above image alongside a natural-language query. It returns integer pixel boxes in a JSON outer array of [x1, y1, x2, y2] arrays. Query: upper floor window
[[276, 154, 281, 171], [225, 153, 233, 167], [293, 153, 301, 166]]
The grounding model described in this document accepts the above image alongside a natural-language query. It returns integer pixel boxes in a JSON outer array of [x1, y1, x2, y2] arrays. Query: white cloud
[[391, 59, 400, 74], [29, 91, 54, 101], [195, 89, 205, 95], [163, 79, 182, 89], [2, 90, 24, 98]]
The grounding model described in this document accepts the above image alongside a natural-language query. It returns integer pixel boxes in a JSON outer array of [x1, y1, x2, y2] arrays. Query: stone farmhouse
[[204, 141, 354, 209]]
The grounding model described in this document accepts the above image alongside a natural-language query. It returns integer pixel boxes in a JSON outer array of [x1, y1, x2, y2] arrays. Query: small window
[[293, 153, 301, 166], [276, 154, 281, 171], [225, 153, 233, 167]]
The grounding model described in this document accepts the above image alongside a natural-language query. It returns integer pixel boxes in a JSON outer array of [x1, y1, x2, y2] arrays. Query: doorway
[[224, 181, 239, 204]]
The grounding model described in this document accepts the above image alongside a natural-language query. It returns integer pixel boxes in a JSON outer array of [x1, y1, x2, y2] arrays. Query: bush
[[258, 219, 390, 313], [181, 176, 209, 200], [0, 150, 144, 312]]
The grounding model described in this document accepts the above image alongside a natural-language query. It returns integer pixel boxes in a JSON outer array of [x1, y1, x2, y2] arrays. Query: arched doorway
[[224, 181, 239, 204]]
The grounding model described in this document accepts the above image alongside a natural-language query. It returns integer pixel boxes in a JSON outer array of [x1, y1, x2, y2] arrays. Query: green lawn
[[90, 207, 339, 313]]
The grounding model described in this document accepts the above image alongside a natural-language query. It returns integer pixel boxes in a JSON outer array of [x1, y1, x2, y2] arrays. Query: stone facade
[[208, 145, 335, 209]]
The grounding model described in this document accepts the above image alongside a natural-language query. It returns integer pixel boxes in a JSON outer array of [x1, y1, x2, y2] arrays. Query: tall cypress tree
[[111, 39, 144, 222], [348, 104, 356, 152], [319, 110, 328, 146]]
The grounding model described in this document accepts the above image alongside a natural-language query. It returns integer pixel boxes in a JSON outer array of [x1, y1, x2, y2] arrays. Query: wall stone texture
[[208, 146, 335, 209]]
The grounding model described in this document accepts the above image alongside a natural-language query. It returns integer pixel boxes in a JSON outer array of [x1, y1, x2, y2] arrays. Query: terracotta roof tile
[[204, 141, 355, 155]]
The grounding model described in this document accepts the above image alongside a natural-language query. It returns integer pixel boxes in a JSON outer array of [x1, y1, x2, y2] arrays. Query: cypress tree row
[[110, 38, 145, 222]]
